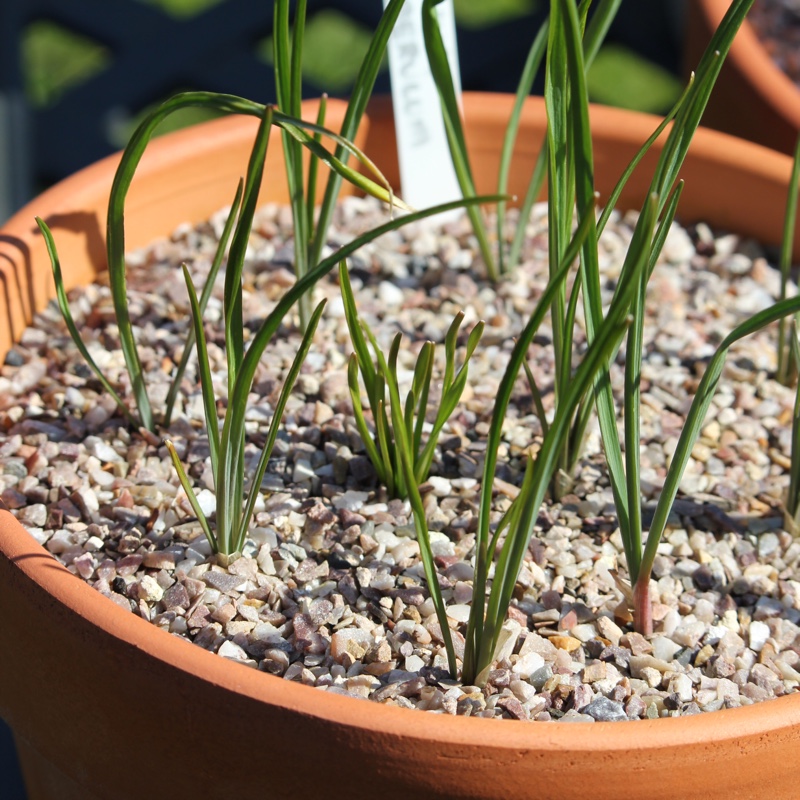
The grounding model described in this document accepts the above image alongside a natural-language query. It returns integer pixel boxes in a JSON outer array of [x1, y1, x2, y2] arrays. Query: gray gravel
[[2, 197, 800, 722]]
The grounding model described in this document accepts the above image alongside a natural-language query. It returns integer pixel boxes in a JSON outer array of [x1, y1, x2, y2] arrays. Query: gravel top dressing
[[3, 196, 800, 723]]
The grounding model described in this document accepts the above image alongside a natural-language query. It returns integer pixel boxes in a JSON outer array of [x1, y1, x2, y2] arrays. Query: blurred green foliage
[[21, 0, 680, 142], [454, 0, 539, 28], [587, 43, 682, 113], [256, 9, 375, 93]]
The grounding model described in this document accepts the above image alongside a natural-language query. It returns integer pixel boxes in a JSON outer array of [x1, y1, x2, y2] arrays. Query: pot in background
[[686, 0, 800, 155], [1, 93, 800, 799]]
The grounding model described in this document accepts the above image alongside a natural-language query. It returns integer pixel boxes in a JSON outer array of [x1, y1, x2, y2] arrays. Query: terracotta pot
[[686, 0, 800, 155], [2, 92, 800, 800]]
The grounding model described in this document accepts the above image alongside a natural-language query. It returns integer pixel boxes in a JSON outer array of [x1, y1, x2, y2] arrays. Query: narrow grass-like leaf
[[648, 0, 754, 210], [165, 439, 217, 552], [272, 1, 293, 116], [163, 179, 244, 428], [507, 142, 548, 272], [289, 0, 306, 121], [647, 180, 685, 279], [471, 245, 645, 681], [305, 95, 327, 224], [237, 299, 326, 550], [348, 354, 387, 485], [415, 320, 484, 483], [103, 90, 413, 432], [592, 194, 659, 577], [182, 263, 220, 483], [787, 324, 800, 527], [487, 471, 527, 563], [582, 0, 623, 67], [213, 108, 273, 554], [275, 0, 311, 328], [36, 217, 140, 429], [340, 261, 379, 398], [269, 115, 413, 212], [225, 106, 273, 394], [443, 312, 462, 394], [374, 395, 398, 498], [594, 0, 753, 603], [522, 358, 550, 438], [422, 0, 498, 280], [596, 78, 693, 236], [622, 261, 648, 586], [410, 342, 434, 457], [473, 307, 634, 680], [497, 19, 549, 274], [463, 195, 600, 682], [641, 295, 800, 584], [310, 0, 408, 269], [777, 132, 800, 384], [381, 336, 459, 677]]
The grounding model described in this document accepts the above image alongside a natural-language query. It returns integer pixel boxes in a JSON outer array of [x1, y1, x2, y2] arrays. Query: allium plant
[[424, 0, 689, 498], [776, 134, 800, 531], [39, 0, 415, 434], [383, 0, 800, 684], [40, 95, 502, 558], [39, 94, 409, 435], [273, 0, 409, 330], [421, 0, 623, 282], [340, 261, 484, 500], [776, 134, 800, 386]]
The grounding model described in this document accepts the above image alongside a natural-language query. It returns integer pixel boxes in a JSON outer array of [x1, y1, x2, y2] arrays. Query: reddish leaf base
[[633, 577, 653, 636]]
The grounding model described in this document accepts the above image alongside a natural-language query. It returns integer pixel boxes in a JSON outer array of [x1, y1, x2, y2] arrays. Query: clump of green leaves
[[41, 92, 502, 557], [777, 133, 800, 532], [273, 0, 409, 330], [422, 0, 622, 281], [40, 0, 415, 433], [776, 133, 800, 387], [39, 91, 410, 435], [340, 261, 484, 499], [392, 0, 783, 684], [157, 108, 323, 559]]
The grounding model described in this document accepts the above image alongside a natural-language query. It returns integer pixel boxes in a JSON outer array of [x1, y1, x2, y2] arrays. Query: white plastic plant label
[[382, 0, 462, 212]]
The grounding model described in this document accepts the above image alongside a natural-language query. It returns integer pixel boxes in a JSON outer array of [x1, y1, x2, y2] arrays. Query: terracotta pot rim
[[6, 112, 264, 243], [7, 92, 795, 251], [698, 0, 800, 128], [4, 507, 800, 751], [2, 93, 800, 759]]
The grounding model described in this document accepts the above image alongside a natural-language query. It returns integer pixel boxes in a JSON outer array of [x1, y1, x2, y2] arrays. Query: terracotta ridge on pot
[[1, 93, 800, 799]]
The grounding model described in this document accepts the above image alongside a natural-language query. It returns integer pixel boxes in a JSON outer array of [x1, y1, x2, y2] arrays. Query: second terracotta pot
[[687, 0, 800, 155]]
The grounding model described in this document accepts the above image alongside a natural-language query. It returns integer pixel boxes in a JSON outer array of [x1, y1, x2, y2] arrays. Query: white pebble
[[89, 441, 123, 463], [195, 489, 217, 518], [426, 476, 453, 497], [218, 640, 249, 661], [748, 620, 770, 653], [404, 654, 425, 672], [671, 616, 706, 648], [333, 490, 370, 511], [292, 459, 315, 483], [651, 636, 681, 662], [138, 575, 164, 603], [512, 651, 545, 680], [669, 673, 694, 702], [378, 280, 405, 306], [444, 604, 472, 625]]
